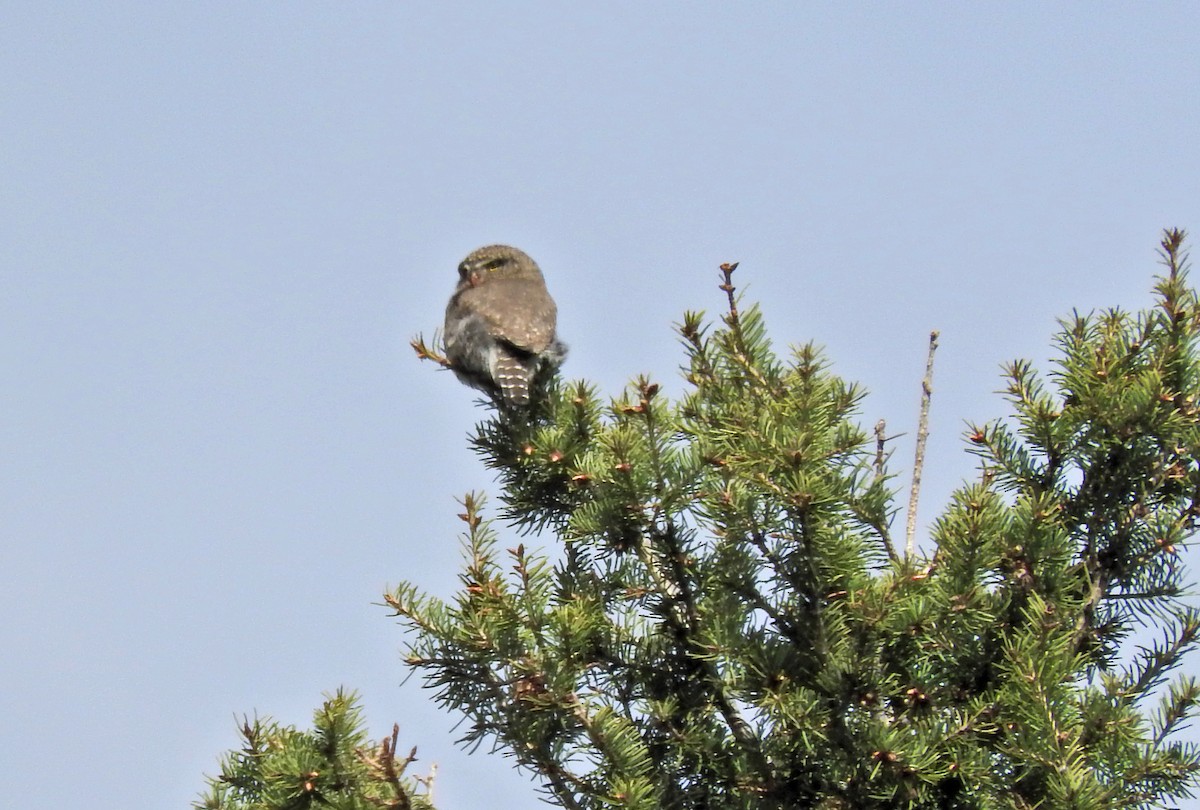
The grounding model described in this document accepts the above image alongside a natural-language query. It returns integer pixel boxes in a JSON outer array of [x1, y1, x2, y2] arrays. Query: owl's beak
[[467, 271, 483, 287]]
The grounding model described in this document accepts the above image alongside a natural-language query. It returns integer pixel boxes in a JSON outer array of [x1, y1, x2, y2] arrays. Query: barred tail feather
[[493, 347, 534, 407]]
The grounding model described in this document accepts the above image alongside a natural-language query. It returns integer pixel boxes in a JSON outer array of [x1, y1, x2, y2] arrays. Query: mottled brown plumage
[[443, 245, 565, 407]]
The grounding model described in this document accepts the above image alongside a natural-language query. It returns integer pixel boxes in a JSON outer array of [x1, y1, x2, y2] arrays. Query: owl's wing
[[482, 279, 558, 354]]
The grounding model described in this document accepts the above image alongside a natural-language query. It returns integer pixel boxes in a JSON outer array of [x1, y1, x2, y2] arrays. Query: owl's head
[[457, 244, 542, 287]]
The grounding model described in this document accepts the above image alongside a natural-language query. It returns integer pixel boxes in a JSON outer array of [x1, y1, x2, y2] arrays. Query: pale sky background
[[3, 4, 1200, 809]]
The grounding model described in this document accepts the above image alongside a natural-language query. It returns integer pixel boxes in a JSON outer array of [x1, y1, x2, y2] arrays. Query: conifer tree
[[196, 689, 435, 810], [201, 231, 1200, 809]]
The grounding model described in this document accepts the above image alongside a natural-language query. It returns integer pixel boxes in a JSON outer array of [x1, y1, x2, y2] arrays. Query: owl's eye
[[482, 258, 507, 271]]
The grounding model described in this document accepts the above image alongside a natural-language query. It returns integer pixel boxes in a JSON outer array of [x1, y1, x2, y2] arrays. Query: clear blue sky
[[3, 4, 1198, 808]]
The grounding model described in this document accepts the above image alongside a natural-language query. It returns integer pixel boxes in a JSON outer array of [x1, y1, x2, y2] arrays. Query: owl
[[443, 245, 566, 407]]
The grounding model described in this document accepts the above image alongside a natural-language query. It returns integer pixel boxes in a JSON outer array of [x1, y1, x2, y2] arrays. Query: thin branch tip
[[411, 332, 452, 368]]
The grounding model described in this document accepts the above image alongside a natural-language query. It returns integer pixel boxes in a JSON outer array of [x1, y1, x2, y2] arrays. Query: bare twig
[[718, 262, 741, 319], [411, 331, 452, 369], [868, 419, 902, 563], [906, 331, 940, 557], [874, 419, 887, 476], [422, 763, 437, 807], [357, 723, 418, 810]]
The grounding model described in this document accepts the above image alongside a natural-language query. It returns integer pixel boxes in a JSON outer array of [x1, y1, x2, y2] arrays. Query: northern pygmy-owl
[[443, 245, 566, 407]]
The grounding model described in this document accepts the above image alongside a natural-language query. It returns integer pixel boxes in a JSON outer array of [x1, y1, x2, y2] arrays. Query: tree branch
[[906, 331, 939, 557]]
